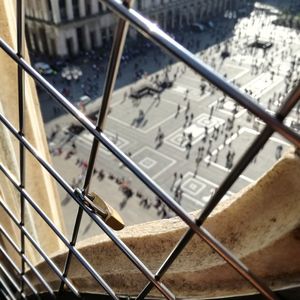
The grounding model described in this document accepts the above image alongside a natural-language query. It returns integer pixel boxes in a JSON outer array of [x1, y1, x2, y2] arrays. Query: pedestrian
[[189, 113, 194, 125], [170, 172, 177, 191], [180, 132, 186, 146], [275, 145, 283, 160], [175, 104, 180, 118], [186, 141, 192, 159], [185, 100, 190, 114]]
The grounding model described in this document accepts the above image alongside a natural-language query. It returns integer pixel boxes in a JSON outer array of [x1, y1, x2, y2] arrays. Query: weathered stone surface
[[29, 149, 300, 298], [0, 0, 64, 265]]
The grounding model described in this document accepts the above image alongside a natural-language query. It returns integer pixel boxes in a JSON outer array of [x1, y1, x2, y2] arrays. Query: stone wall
[[0, 0, 65, 266]]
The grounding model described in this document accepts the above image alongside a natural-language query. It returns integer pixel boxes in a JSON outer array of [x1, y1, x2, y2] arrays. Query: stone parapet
[[28, 149, 300, 298]]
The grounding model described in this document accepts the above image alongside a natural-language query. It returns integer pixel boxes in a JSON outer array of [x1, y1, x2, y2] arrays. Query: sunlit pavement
[[42, 3, 300, 240]]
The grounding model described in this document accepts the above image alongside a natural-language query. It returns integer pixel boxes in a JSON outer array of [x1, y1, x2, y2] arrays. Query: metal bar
[[0, 35, 299, 162], [0, 249, 38, 298], [0, 288, 9, 300], [16, 0, 26, 294], [59, 0, 132, 293], [0, 259, 37, 299], [2, 266, 40, 300], [0, 89, 279, 298], [22, 276, 38, 299], [0, 276, 18, 300], [0, 225, 55, 297], [22, 255, 53, 300], [0, 34, 299, 151], [0, 164, 119, 300], [101, 0, 300, 148], [0, 113, 175, 300], [0, 263, 22, 295], [0, 225, 21, 258], [0, 198, 79, 297], [0, 247, 22, 276], [136, 81, 300, 299], [0, 7, 298, 300]]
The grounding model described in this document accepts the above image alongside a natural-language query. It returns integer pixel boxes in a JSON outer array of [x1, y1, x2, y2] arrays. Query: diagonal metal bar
[[0, 263, 23, 297], [0, 262, 38, 300], [0, 7, 298, 299], [58, 0, 135, 295], [0, 109, 278, 300], [0, 250, 38, 298], [0, 114, 175, 300], [0, 281, 11, 300], [137, 82, 300, 300], [21, 273, 38, 299], [0, 163, 119, 300], [136, 81, 300, 300], [101, 0, 300, 148], [0, 198, 79, 297], [16, 0, 26, 294], [0, 73, 280, 299], [0, 277, 18, 300], [0, 225, 55, 298]]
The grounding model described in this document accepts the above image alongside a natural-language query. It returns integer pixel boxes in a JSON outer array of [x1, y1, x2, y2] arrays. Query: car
[[79, 95, 92, 105], [34, 62, 54, 75], [248, 41, 273, 50]]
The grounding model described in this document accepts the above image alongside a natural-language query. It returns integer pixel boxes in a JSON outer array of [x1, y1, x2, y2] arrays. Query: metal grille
[[0, 0, 300, 299]]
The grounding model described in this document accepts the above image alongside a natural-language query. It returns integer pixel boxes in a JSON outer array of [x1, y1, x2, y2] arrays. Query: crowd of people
[[47, 4, 300, 224]]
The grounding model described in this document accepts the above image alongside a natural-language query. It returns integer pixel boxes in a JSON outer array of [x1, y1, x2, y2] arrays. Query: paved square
[[165, 113, 225, 151], [108, 95, 177, 133], [178, 172, 232, 208], [209, 98, 246, 118], [139, 157, 157, 169], [203, 127, 290, 183], [243, 73, 282, 97], [76, 130, 129, 156], [181, 177, 206, 196], [131, 146, 176, 179]]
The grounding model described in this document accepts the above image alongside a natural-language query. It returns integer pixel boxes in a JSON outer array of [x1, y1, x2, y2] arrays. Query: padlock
[[87, 192, 125, 231]]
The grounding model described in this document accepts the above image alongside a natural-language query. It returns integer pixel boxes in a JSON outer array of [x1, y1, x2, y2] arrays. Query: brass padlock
[[85, 191, 125, 231]]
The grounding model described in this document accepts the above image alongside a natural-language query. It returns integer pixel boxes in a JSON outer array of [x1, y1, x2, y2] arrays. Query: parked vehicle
[[34, 62, 54, 75]]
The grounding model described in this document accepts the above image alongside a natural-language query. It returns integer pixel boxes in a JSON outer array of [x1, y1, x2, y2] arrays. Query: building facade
[[25, 0, 244, 57]]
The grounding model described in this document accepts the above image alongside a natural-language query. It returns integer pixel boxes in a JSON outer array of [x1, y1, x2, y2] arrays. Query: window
[[46, 0, 53, 21], [73, 0, 80, 18], [86, 0, 92, 16], [59, 0, 67, 21]]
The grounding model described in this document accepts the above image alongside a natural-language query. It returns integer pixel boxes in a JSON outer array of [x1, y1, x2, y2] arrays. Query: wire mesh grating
[[0, 0, 299, 299]]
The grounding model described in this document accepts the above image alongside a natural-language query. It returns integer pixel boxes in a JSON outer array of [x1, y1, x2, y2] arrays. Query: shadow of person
[[120, 198, 128, 210], [62, 194, 71, 206]]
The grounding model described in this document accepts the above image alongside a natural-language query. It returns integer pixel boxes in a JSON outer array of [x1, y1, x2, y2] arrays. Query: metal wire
[[16, 0, 26, 295], [0, 225, 54, 297], [0, 274, 19, 300], [0, 196, 80, 297], [0, 111, 175, 300], [136, 78, 300, 300], [103, 0, 300, 148], [0, 163, 120, 300], [0, 54, 279, 299], [0, 249, 37, 298], [0, 263, 23, 297], [58, 0, 132, 293], [0, 0, 299, 299]]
